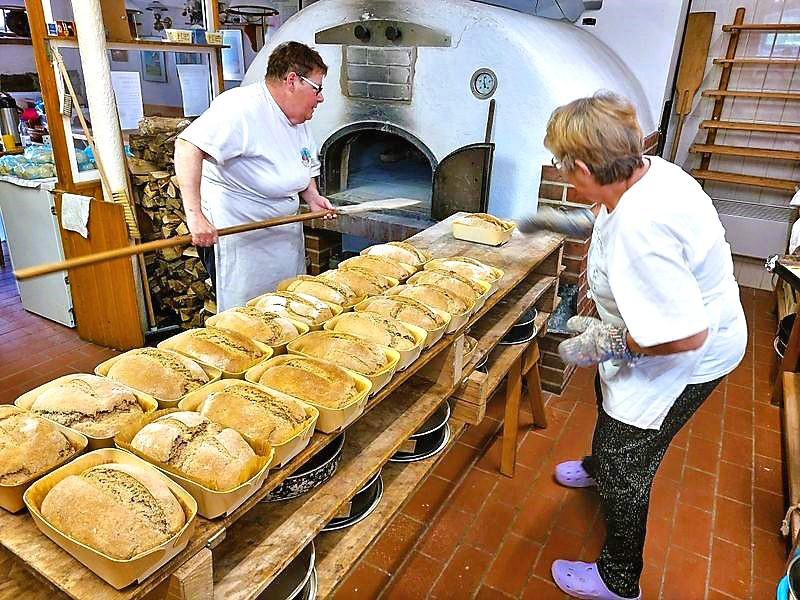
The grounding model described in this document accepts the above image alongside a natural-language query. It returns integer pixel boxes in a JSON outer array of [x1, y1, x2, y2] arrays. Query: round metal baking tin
[[500, 327, 538, 345], [265, 433, 346, 502], [322, 470, 383, 531], [515, 305, 539, 328], [301, 568, 317, 600], [257, 541, 315, 600], [475, 352, 489, 373], [390, 424, 451, 463], [390, 401, 450, 462]]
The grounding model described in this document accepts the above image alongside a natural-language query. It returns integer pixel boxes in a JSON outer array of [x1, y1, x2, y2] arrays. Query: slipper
[[554, 460, 597, 488], [551, 560, 641, 600]]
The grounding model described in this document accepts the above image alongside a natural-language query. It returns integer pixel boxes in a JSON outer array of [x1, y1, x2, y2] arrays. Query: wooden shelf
[[44, 35, 227, 51], [723, 23, 800, 32], [315, 418, 468, 598], [691, 168, 798, 191], [784, 372, 800, 543], [702, 90, 800, 101], [689, 143, 800, 161], [700, 119, 800, 135], [0, 37, 32, 45], [714, 57, 800, 65]]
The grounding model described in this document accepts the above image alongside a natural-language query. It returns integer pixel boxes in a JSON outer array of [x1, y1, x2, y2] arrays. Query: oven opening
[[322, 129, 435, 218]]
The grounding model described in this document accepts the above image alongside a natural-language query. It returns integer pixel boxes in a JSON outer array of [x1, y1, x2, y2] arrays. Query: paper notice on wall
[[177, 64, 211, 117], [61, 193, 91, 238], [110, 71, 144, 131]]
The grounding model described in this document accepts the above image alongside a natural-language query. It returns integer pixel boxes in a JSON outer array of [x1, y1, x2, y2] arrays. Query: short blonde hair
[[544, 91, 644, 185]]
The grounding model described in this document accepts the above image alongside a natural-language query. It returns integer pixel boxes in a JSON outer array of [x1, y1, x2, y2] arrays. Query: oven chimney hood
[[473, 0, 602, 22]]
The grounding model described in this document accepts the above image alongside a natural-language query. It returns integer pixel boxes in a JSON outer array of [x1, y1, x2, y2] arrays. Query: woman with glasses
[[175, 41, 333, 311], [519, 92, 746, 600]]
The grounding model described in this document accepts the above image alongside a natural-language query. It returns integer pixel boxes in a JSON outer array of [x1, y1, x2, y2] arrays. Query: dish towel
[[61, 193, 91, 238]]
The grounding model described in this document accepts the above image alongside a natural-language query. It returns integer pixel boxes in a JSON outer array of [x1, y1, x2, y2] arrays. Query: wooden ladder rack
[[690, 7, 799, 194]]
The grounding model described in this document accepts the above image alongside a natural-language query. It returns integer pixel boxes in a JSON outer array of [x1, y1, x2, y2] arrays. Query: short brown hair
[[266, 41, 327, 81], [544, 91, 644, 185]]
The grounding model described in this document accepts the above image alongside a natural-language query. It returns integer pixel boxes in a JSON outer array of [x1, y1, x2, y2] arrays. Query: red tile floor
[[0, 241, 789, 599]]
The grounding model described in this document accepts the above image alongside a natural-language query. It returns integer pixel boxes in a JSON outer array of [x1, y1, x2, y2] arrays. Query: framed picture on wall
[[176, 52, 203, 65], [141, 51, 168, 83], [221, 29, 245, 81]]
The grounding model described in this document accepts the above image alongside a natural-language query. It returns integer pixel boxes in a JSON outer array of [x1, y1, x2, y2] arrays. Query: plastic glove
[[558, 316, 639, 367], [516, 206, 595, 237]]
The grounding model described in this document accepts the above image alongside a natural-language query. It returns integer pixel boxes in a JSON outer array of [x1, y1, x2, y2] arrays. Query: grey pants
[[582, 373, 723, 598]]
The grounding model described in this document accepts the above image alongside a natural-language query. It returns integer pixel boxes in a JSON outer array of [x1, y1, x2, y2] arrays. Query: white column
[[70, 0, 129, 204]]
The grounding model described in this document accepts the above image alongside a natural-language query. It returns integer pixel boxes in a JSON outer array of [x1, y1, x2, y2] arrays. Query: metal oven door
[[431, 143, 494, 221]]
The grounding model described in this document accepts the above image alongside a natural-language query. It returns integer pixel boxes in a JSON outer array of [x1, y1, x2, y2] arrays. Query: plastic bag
[[13, 161, 56, 179], [23, 145, 54, 165]]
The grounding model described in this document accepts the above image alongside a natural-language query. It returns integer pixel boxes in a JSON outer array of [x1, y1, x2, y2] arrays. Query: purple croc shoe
[[554, 460, 597, 488], [552, 560, 641, 600]]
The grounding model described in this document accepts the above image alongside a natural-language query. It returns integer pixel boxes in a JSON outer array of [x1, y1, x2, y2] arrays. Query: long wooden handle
[[13, 210, 330, 281], [669, 112, 688, 163]]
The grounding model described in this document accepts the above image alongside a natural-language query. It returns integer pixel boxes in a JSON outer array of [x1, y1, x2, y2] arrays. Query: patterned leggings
[[582, 373, 723, 598]]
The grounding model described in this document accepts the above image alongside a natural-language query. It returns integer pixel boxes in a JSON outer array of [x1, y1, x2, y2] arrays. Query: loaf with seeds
[[408, 269, 486, 302], [289, 331, 389, 376], [248, 291, 335, 326], [321, 267, 395, 297], [281, 275, 358, 306], [40, 462, 186, 559], [159, 327, 265, 373], [339, 255, 416, 281], [206, 307, 303, 347], [327, 312, 418, 351], [131, 411, 256, 491], [356, 296, 447, 332], [29, 374, 144, 438], [256, 356, 360, 409], [361, 241, 431, 266], [390, 283, 471, 316], [0, 406, 76, 486], [197, 383, 311, 446], [106, 348, 209, 402]]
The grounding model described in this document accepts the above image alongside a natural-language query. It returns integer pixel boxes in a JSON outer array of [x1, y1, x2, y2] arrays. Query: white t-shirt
[[588, 155, 747, 430], [178, 80, 321, 311]]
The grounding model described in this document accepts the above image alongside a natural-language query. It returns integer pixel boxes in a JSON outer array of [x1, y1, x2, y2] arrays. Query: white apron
[[179, 80, 321, 312]]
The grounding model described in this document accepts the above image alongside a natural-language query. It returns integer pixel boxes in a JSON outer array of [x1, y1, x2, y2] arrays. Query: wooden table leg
[[500, 355, 523, 478], [773, 305, 800, 406]]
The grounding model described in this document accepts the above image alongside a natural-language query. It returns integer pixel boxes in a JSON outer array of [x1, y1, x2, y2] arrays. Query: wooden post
[[164, 548, 213, 600], [524, 341, 548, 428], [417, 334, 465, 389], [500, 355, 523, 477]]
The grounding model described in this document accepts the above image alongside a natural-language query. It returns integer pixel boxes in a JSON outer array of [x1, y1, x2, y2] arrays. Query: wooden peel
[[13, 198, 420, 281], [669, 12, 716, 162]]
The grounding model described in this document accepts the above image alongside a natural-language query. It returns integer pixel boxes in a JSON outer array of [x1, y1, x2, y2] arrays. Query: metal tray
[[322, 471, 383, 531], [265, 433, 346, 502]]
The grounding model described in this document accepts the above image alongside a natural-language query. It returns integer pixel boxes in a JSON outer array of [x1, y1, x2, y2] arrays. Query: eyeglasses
[[298, 74, 323, 96], [551, 156, 566, 171]]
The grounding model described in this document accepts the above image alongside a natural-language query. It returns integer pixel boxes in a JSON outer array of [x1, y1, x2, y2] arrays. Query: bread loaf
[[283, 275, 358, 306], [408, 269, 485, 302], [362, 242, 430, 266], [29, 374, 144, 438], [199, 383, 310, 446], [160, 327, 265, 373], [328, 312, 418, 351], [290, 331, 389, 376], [0, 406, 76, 485], [257, 356, 359, 409], [429, 257, 500, 284], [249, 291, 334, 326], [40, 462, 186, 559], [321, 267, 394, 297], [131, 411, 256, 491], [107, 348, 209, 402], [453, 213, 513, 232], [207, 307, 302, 347], [339, 255, 415, 281], [358, 296, 446, 332], [393, 284, 471, 316]]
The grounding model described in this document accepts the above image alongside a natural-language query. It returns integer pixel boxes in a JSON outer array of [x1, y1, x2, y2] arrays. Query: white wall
[[0, 0, 35, 75], [665, 0, 800, 207]]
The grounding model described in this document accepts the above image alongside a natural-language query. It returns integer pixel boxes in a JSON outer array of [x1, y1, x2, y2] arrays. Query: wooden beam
[[164, 549, 213, 600], [691, 169, 797, 191], [723, 23, 800, 32], [689, 144, 800, 161], [700, 120, 800, 135], [702, 90, 800, 101], [500, 356, 523, 477], [713, 57, 800, 65]]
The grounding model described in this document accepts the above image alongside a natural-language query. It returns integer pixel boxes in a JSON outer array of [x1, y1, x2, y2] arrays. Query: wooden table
[[0, 214, 563, 599]]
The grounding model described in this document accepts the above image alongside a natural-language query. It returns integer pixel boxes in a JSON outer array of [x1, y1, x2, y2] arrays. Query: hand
[[558, 316, 639, 367], [187, 213, 218, 247], [516, 206, 595, 237], [305, 194, 336, 219]]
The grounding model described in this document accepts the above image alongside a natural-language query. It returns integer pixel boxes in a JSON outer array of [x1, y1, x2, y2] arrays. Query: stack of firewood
[[129, 117, 215, 329]]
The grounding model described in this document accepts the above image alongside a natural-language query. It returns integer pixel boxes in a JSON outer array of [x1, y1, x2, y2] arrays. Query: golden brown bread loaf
[[282, 275, 358, 306], [0, 406, 76, 485], [131, 411, 256, 491], [361, 242, 430, 266], [408, 269, 485, 302], [198, 383, 310, 447], [207, 307, 302, 347], [328, 312, 418, 351], [257, 356, 360, 409], [290, 331, 389, 376], [453, 213, 513, 231], [29, 374, 144, 438], [106, 348, 209, 402], [339, 255, 415, 281], [428, 257, 500, 284], [321, 267, 394, 297], [40, 462, 186, 560], [160, 327, 265, 373], [392, 284, 471, 316], [358, 296, 446, 332], [249, 291, 335, 326]]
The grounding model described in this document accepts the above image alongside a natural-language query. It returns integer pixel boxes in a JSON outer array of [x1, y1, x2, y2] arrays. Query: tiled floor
[[0, 240, 789, 599]]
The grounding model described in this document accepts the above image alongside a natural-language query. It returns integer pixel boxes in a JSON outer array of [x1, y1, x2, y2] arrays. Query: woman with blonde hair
[[519, 92, 746, 600]]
